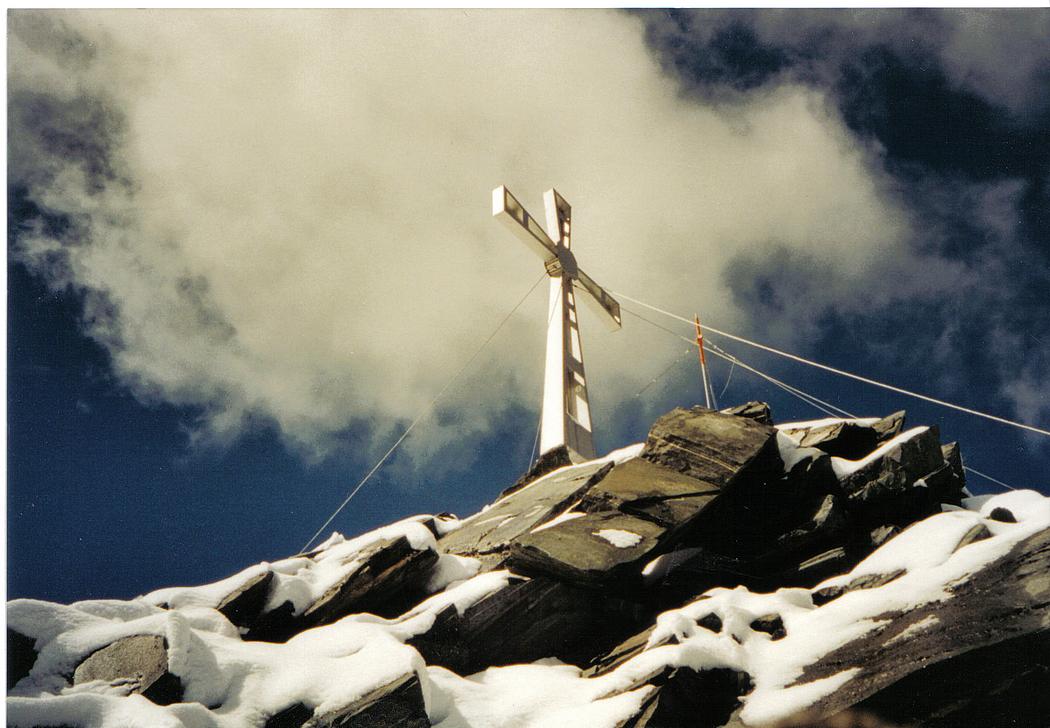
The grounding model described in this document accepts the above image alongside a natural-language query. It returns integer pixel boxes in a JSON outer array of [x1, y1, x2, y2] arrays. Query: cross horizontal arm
[[493, 186, 558, 263], [575, 268, 622, 331]]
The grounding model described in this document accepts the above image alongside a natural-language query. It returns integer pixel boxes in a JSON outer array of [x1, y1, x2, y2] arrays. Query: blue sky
[[9, 9, 1050, 603]]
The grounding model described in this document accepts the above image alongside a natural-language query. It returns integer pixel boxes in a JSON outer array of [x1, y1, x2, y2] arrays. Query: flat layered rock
[[641, 407, 779, 490], [720, 401, 773, 425], [577, 458, 720, 527], [438, 460, 612, 563], [505, 458, 725, 586], [509, 511, 666, 584]]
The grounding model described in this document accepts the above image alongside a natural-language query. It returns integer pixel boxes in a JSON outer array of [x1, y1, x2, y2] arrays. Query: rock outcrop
[[8, 402, 1046, 728]]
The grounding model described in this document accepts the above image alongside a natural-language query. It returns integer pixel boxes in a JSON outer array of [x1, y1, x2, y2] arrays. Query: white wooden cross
[[493, 185, 621, 463]]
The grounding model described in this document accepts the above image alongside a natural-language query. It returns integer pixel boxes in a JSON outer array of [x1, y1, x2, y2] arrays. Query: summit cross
[[493, 185, 621, 463]]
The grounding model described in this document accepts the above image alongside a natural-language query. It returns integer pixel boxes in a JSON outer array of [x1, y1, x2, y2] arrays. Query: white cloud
[[10, 9, 914, 464]]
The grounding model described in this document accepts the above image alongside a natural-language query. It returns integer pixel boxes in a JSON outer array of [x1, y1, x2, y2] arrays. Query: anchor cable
[[620, 302, 1022, 492], [611, 290, 1050, 439], [301, 272, 548, 552]]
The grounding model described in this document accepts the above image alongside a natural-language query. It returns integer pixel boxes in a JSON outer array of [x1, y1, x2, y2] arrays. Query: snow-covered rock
[[8, 403, 1046, 728]]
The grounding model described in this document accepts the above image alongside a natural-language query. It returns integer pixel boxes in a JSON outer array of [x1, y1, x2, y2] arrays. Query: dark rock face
[[989, 506, 1017, 523], [793, 421, 879, 460], [794, 525, 1050, 723], [837, 426, 952, 526], [302, 536, 437, 622], [216, 570, 274, 628], [72, 634, 183, 705], [626, 667, 753, 728], [262, 673, 430, 728], [409, 575, 637, 675], [749, 614, 786, 640], [641, 407, 780, 489], [871, 411, 905, 443], [851, 630, 1050, 728], [307, 673, 430, 728], [811, 569, 907, 607], [264, 703, 314, 728], [7, 628, 36, 690]]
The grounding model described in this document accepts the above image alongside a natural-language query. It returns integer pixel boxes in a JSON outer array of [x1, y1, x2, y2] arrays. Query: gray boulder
[[72, 634, 182, 705]]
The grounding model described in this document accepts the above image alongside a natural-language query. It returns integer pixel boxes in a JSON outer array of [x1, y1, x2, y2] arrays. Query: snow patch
[[594, 530, 642, 548], [829, 426, 929, 479], [532, 509, 586, 534]]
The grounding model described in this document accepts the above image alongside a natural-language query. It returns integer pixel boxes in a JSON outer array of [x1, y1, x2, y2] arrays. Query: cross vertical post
[[493, 185, 621, 463]]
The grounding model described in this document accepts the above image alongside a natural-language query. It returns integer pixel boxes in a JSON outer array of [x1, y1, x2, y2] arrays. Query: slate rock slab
[[72, 634, 183, 705], [871, 411, 906, 443], [641, 407, 780, 490], [438, 460, 612, 564], [794, 421, 879, 460], [265, 673, 430, 728], [508, 510, 666, 585], [720, 401, 773, 425], [409, 575, 637, 675], [577, 458, 720, 528], [505, 458, 726, 586]]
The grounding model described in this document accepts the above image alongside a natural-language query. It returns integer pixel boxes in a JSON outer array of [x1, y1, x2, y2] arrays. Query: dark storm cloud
[[635, 8, 1050, 438]]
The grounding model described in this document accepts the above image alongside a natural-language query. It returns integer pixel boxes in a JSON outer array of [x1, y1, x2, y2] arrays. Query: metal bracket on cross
[[493, 185, 622, 463]]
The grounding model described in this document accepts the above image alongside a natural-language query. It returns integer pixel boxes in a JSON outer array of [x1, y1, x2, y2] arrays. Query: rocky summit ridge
[[8, 403, 1050, 728]]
